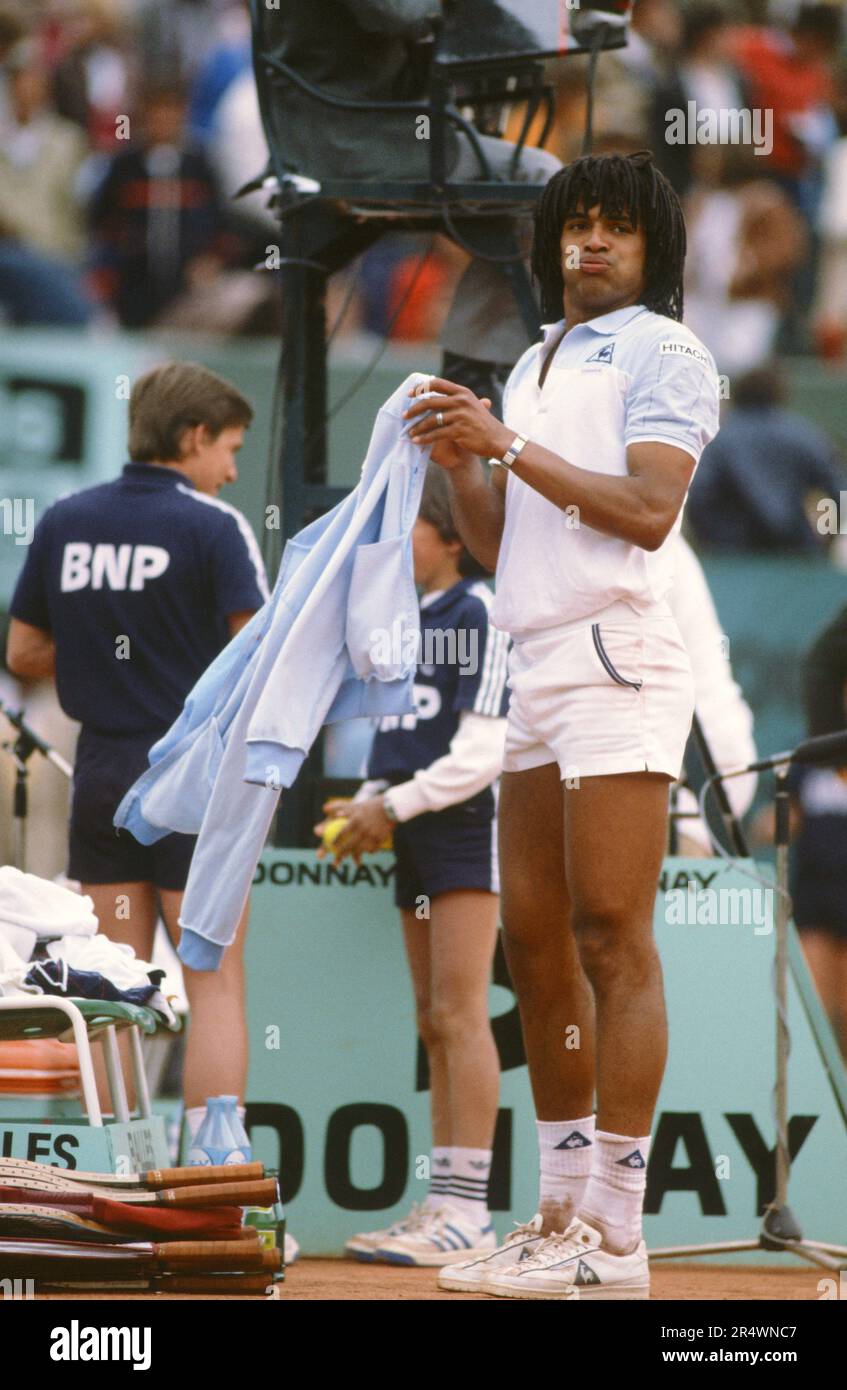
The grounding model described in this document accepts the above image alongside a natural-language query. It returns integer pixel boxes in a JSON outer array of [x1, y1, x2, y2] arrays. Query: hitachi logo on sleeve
[[660, 341, 709, 363], [50, 1320, 151, 1370], [60, 542, 170, 591]]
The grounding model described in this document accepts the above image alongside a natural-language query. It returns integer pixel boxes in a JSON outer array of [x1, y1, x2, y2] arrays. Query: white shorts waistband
[[509, 598, 673, 645]]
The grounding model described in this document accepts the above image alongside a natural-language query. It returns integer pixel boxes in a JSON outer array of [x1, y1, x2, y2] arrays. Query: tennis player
[[403, 151, 720, 1299]]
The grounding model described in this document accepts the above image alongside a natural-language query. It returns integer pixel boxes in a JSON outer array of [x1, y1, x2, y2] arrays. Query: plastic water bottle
[[187, 1097, 247, 1166], [216, 1095, 252, 1163]]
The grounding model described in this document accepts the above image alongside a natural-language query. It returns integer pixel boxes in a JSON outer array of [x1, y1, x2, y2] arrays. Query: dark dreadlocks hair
[[531, 150, 687, 324]]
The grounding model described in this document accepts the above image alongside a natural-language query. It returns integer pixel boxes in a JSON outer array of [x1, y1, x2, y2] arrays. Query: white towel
[[0, 935, 39, 997], [0, 867, 98, 942], [0, 920, 37, 962]]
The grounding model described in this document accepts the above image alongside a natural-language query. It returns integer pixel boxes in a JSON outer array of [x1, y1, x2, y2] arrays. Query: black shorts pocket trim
[[591, 623, 643, 690]]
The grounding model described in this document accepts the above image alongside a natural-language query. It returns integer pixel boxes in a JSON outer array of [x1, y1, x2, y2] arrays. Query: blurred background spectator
[[1, 42, 89, 263], [591, 0, 683, 154], [0, 31, 96, 326], [651, 2, 753, 197], [86, 76, 276, 332], [813, 65, 847, 357], [87, 80, 232, 327], [731, 2, 841, 220], [685, 363, 846, 551], [730, 1, 843, 340], [51, 0, 134, 155], [137, 0, 242, 87], [684, 143, 807, 373]]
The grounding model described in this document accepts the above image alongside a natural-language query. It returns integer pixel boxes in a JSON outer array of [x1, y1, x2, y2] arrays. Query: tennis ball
[[322, 817, 349, 850], [322, 816, 393, 853]]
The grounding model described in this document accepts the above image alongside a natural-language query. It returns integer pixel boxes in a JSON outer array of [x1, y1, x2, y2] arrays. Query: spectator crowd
[[0, 1, 845, 355], [0, 0, 846, 551]]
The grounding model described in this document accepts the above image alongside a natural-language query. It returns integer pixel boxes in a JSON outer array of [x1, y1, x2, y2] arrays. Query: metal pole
[[773, 767, 791, 1209]]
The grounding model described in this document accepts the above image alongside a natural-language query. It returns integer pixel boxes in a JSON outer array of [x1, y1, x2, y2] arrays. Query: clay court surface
[[36, 1260, 825, 1300]]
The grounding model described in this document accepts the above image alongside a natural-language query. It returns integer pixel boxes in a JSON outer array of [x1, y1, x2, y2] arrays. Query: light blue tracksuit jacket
[[114, 373, 431, 969]]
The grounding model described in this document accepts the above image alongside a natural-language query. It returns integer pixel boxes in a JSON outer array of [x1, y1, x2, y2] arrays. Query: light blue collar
[[540, 304, 647, 341]]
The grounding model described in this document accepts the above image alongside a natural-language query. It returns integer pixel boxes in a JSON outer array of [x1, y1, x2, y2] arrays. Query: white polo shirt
[[491, 304, 720, 637]]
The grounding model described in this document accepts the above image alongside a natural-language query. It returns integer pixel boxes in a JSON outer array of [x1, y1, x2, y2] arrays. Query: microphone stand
[[0, 701, 73, 872], [651, 736, 847, 1271]]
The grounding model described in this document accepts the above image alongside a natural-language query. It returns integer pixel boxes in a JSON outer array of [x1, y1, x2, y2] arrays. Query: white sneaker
[[485, 1218, 649, 1300], [373, 1203, 497, 1267], [344, 1203, 429, 1260], [437, 1213, 546, 1292], [284, 1232, 300, 1263]]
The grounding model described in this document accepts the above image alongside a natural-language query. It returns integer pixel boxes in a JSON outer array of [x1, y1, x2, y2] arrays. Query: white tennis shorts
[[502, 600, 695, 781]]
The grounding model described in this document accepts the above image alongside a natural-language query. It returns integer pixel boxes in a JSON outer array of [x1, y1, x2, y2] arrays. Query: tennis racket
[[0, 1189, 248, 1240], [0, 1235, 280, 1275], [0, 1170, 277, 1207], [0, 1158, 264, 1189]]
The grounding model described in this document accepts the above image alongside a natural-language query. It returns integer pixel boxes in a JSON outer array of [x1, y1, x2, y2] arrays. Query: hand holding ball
[[322, 816, 393, 854]]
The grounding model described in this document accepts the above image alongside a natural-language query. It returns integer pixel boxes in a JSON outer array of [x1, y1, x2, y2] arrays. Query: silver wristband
[[493, 434, 528, 469]]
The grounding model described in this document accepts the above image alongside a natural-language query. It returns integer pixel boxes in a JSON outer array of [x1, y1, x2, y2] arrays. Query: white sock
[[427, 1146, 452, 1210], [445, 1146, 492, 1222], [537, 1115, 595, 1230], [579, 1128, 651, 1255]]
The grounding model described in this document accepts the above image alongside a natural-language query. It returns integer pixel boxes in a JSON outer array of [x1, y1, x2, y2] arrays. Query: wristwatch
[[492, 434, 528, 469], [382, 792, 399, 823]]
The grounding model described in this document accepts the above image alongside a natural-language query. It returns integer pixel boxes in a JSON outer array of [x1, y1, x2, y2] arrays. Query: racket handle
[[142, 1163, 265, 1188], [157, 1178, 278, 1208], [156, 1240, 267, 1270]]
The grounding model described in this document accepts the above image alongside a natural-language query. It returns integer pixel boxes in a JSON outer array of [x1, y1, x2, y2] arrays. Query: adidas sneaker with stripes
[[372, 1204, 497, 1266]]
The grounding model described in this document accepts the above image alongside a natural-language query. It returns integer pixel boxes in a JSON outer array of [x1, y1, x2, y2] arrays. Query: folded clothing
[[0, 867, 98, 949], [23, 958, 177, 1028], [25, 959, 162, 1010]]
